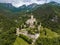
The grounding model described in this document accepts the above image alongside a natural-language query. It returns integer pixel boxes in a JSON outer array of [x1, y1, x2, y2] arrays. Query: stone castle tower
[[26, 15, 36, 28]]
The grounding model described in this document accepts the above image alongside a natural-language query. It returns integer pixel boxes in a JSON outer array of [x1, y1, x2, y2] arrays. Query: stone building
[[16, 15, 41, 44], [26, 15, 36, 28]]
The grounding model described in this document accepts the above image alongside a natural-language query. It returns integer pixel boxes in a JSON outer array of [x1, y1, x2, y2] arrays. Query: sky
[[0, 0, 60, 7]]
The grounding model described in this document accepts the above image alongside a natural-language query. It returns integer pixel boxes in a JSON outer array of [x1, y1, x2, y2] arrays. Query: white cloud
[[0, 0, 60, 7], [12, 0, 48, 7]]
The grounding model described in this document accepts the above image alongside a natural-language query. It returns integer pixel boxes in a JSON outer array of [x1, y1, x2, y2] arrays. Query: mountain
[[48, 1, 60, 6], [0, 1, 60, 35], [0, 3, 39, 12], [0, 3, 16, 11], [0, 1, 60, 45], [0, 1, 60, 12], [32, 2, 60, 34], [14, 3, 39, 12], [0, 3, 14, 8]]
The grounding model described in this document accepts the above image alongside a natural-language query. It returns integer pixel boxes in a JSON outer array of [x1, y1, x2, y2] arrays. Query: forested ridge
[[0, 2, 60, 45]]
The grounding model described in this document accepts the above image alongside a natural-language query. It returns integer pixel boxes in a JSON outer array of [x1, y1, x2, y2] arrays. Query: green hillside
[[13, 27, 60, 45], [40, 27, 59, 38], [0, 2, 60, 45], [35, 27, 60, 45], [32, 4, 60, 34], [14, 37, 29, 45]]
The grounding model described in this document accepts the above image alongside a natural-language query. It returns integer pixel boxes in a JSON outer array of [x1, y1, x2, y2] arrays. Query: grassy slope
[[40, 27, 60, 38], [14, 37, 29, 45], [13, 28, 60, 45]]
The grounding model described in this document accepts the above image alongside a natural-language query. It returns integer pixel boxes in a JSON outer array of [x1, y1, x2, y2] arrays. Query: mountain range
[[0, 1, 60, 12], [0, 1, 60, 45], [0, 1, 60, 32]]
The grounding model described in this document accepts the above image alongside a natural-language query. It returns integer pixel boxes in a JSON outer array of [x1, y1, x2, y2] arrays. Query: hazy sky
[[0, 0, 60, 7]]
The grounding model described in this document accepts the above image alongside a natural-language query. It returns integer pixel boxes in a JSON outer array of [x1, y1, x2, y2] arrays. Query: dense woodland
[[0, 2, 60, 45]]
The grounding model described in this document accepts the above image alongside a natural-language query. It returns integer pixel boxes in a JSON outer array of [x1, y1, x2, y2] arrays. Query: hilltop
[[0, 1, 60, 45]]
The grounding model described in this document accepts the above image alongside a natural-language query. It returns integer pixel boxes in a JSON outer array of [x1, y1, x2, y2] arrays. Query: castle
[[16, 15, 41, 44], [26, 15, 36, 28]]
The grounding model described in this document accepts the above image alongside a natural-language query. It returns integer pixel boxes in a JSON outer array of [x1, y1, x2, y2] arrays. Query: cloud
[[0, 0, 60, 7], [12, 0, 48, 7]]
